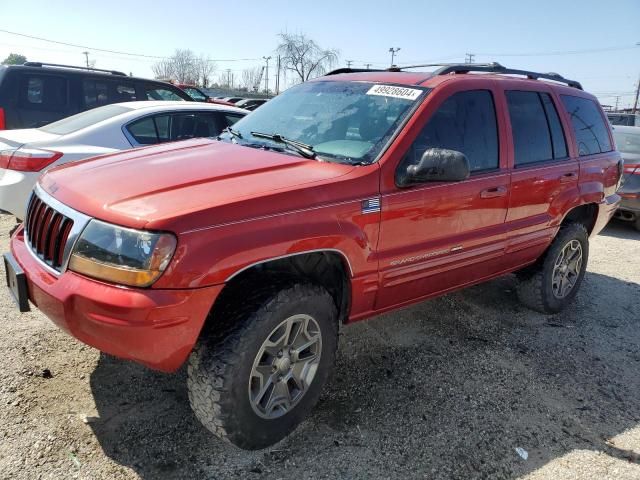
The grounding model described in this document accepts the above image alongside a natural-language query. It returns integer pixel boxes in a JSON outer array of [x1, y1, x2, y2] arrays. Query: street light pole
[[82, 51, 89, 68], [389, 47, 401, 67]]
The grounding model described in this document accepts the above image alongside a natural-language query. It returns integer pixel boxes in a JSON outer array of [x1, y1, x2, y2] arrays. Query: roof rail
[[22, 62, 127, 76], [325, 67, 385, 76], [394, 62, 583, 90], [326, 62, 582, 90]]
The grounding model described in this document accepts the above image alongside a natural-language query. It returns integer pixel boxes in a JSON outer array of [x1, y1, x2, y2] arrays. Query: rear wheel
[[517, 223, 589, 314], [187, 282, 338, 450]]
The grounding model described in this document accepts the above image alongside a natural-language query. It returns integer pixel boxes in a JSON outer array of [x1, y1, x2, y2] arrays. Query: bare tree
[[241, 66, 263, 92], [276, 33, 339, 83], [197, 55, 216, 88], [152, 58, 175, 81], [152, 49, 198, 84], [171, 49, 198, 84]]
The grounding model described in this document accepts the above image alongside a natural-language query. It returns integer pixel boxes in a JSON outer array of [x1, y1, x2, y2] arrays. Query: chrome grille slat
[[24, 192, 76, 272]]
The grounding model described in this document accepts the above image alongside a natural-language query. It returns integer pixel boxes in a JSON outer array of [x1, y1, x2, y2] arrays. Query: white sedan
[[0, 101, 247, 219]]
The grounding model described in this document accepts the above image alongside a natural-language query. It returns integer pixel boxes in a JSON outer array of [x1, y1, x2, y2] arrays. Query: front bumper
[[9, 227, 222, 372], [0, 169, 38, 219]]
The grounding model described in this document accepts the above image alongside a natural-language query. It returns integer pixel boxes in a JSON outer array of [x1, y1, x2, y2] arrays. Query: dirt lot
[[0, 213, 639, 480]]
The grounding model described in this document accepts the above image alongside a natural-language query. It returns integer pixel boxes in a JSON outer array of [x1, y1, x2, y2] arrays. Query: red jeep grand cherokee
[[4, 63, 622, 449]]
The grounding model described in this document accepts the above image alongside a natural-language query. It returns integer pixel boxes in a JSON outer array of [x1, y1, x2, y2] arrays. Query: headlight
[[68, 220, 177, 287]]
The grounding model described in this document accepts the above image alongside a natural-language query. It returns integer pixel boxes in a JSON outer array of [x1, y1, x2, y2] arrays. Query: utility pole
[[82, 51, 89, 68], [263, 56, 272, 94], [633, 72, 640, 114], [364, 63, 372, 70], [614, 95, 620, 111], [389, 47, 401, 67], [346, 60, 353, 68], [226, 69, 232, 88], [465, 53, 475, 64], [275, 55, 281, 95]]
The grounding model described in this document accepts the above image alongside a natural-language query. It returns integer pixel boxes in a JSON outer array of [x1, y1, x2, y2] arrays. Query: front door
[[376, 83, 510, 310]]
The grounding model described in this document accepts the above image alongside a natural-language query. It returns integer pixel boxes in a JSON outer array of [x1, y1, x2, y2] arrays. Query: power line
[[0, 28, 260, 62], [475, 44, 639, 57]]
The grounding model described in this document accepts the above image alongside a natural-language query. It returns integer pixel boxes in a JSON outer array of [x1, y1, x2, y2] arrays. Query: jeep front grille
[[24, 194, 74, 271]]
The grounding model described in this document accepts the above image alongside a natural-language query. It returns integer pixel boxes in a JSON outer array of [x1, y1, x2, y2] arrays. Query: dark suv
[[0, 62, 193, 130]]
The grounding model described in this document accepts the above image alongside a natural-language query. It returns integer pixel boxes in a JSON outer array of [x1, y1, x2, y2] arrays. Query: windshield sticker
[[366, 85, 422, 101]]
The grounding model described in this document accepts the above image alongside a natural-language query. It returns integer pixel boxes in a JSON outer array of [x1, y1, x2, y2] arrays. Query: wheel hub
[[248, 314, 322, 419], [552, 239, 583, 299]]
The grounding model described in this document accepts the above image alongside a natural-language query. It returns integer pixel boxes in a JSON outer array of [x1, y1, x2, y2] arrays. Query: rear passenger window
[[21, 75, 67, 109], [83, 80, 109, 108], [223, 114, 243, 126], [406, 90, 499, 173], [507, 91, 568, 165], [127, 117, 158, 144], [146, 86, 184, 101], [560, 95, 612, 156]]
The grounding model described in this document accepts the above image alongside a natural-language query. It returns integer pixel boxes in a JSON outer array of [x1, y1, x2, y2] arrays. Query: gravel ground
[[0, 213, 639, 480]]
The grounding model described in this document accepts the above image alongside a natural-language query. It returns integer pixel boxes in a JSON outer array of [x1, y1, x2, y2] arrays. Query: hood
[[40, 139, 355, 230], [0, 128, 60, 150]]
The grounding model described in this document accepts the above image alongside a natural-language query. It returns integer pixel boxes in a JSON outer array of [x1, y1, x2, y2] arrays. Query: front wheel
[[517, 223, 589, 314], [187, 282, 338, 450]]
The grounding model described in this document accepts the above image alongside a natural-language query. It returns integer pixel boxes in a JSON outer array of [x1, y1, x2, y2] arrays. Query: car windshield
[[184, 87, 207, 101], [40, 104, 133, 135], [223, 81, 427, 164], [614, 131, 640, 155]]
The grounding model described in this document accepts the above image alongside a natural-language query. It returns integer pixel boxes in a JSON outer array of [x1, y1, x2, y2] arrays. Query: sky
[[1, 0, 638, 108]]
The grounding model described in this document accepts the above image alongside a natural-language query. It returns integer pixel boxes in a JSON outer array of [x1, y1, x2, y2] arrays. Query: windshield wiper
[[224, 126, 243, 139], [250, 131, 316, 159]]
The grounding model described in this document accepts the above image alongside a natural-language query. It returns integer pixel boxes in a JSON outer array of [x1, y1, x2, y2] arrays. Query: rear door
[[376, 81, 511, 309], [502, 84, 578, 266]]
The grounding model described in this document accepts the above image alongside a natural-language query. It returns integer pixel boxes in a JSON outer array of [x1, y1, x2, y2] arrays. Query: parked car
[[174, 84, 236, 106], [608, 112, 640, 127], [612, 125, 640, 230], [0, 101, 246, 218], [221, 97, 245, 104], [0, 62, 193, 130], [4, 63, 622, 450], [235, 98, 268, 111]]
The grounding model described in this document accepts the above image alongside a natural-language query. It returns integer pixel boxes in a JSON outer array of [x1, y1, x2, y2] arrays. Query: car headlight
[[68, 220, 177, 287]]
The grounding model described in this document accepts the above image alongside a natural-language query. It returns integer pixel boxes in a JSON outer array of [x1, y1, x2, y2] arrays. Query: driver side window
[[405, 90, 499, 173]]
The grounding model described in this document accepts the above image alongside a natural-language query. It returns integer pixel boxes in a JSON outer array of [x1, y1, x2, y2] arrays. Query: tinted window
[[21, 75, 67, 110], [540, 93, 568, 159], [146, 86, 184, 101], [171, 113, 220, 140], [83, 80, 109, 108], [183, 87, 207, 101], [115, 84, 137, 102], [561, 95, 612, 156], [40, 104, 132, 134], [507, 91, 553, 165], [127, 116, 160, 145], [406, 90, 499, 172]]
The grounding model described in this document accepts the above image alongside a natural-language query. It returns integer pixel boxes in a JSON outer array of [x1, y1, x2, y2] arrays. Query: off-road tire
[[187, 282, 338, 450], [516, 223, 589, 314]]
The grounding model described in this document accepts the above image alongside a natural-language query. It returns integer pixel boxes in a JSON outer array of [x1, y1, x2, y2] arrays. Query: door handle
[[560, 172, 578, 183], [480, 186, 508, 198]]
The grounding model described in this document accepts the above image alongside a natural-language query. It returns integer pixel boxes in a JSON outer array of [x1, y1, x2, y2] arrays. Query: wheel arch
[[560, 202, 599, 234]]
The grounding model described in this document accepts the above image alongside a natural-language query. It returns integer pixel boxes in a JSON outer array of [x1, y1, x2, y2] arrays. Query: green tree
[[2, 53, 27, 65]]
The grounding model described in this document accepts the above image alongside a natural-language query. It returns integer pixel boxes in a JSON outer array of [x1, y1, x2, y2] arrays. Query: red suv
[[4, 63, 622, 449]]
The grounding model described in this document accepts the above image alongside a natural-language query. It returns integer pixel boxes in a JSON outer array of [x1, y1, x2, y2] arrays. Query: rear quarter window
[[560, 95, 612, 156]]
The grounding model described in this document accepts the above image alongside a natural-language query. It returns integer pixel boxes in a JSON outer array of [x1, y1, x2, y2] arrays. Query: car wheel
[[517, 223, 589, 314], [187, 282, 338, 450]]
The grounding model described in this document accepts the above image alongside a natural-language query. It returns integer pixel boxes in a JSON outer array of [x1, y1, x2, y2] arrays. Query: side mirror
[[397, 148, 470, 187]]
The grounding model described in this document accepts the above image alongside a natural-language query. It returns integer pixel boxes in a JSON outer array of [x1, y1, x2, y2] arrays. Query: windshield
[[614, 131, 640, 155], [223, 81, 426, 164], [184, 87, 207, 101], [40, 104, 133, 135]]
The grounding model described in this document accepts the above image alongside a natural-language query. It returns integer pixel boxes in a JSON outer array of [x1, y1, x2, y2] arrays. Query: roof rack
[[325, 67, 385, 75], [22, 62, 127, 76], [326, 62, 582, 90]]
